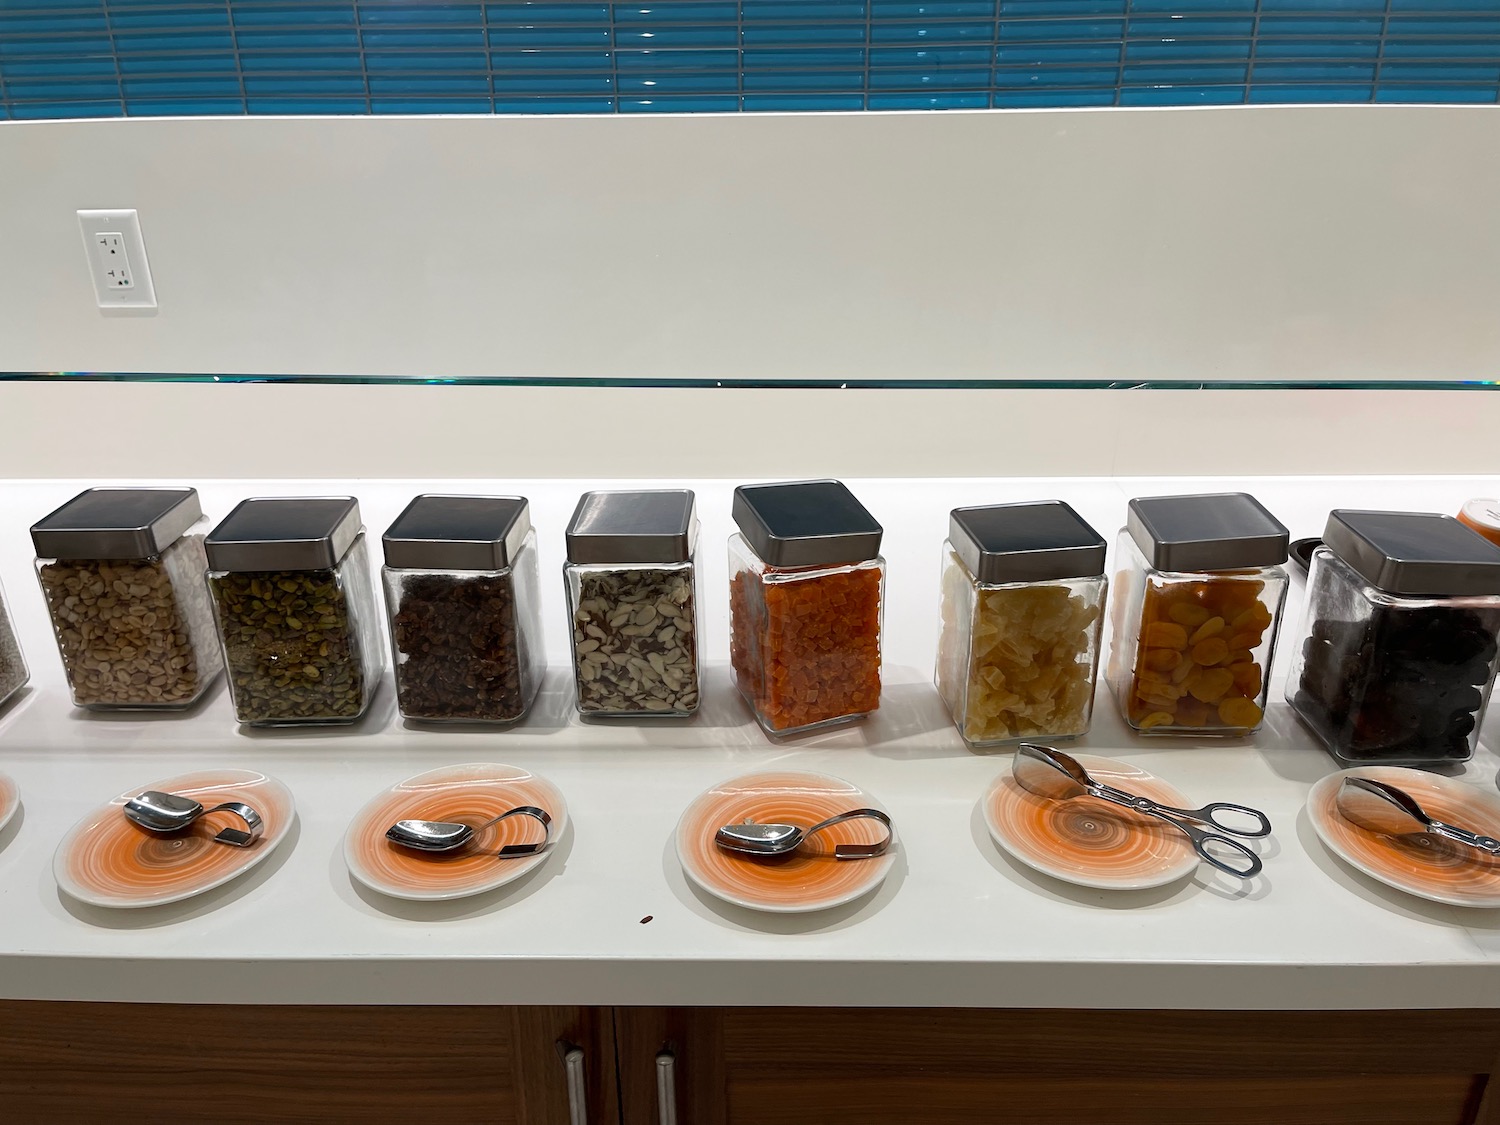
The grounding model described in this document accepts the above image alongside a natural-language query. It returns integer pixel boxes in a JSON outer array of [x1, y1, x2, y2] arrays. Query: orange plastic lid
[[1457, 499, 1500, 548]]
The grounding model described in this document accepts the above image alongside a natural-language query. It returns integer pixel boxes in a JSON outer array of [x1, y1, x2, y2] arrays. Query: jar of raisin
[[383, 494, 544, 724], [1108, 492, 1289, 736], [729, 479, 884, 736], [1288, 510, 1500, 765]]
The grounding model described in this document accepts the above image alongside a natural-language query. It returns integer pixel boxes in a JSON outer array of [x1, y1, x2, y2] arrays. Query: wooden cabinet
[[3, 1001, 1498, 1125], [616, 1007, 1500, 1125]]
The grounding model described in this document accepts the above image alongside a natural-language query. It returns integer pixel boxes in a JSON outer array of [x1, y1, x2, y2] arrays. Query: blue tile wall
[[0, 0, 1496, 119]]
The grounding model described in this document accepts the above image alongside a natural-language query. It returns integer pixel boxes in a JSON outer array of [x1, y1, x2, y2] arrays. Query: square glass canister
[[383, 494, 544, 723], [565, 489, 700, 717], [1288, 510, 1500, 765], [1109, 492, 1289, 736], [936, 501, 1107, 745], [729, 479, 884, 735], [32, 487, 222, 709], [0, 578, 28, 711], [206, 497, 384, 725]]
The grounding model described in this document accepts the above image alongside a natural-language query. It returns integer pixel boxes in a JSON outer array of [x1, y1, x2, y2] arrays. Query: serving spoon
[[122, 790, 264, 848], [715, 808, 892, 860], [386, 805, 552, 856], [1012, 743, 1269, 878], [1336, 776, 1500, 856]]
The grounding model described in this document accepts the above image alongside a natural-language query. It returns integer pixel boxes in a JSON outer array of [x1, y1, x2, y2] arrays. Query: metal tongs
[[123, 790, 264, 848], [1336, 776, 1500, 857], [1013, 743, 1271, 878], [715, 809, 893, 860]]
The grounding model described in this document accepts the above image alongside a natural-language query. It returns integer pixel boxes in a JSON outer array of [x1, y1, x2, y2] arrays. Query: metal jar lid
[[31, 487, 203, 560], [205, 497, 363, 572], [1127, 492, 1289, 572], [383, 494, 531, 571], [950, 500, 1106, 585], [565, 490, 697, 565], [732, 479, 882, 568], [1323, 510, 1500, 597]]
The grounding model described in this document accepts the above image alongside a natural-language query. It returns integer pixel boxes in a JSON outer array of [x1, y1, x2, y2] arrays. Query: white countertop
[[1, 474, 1499, 1010]]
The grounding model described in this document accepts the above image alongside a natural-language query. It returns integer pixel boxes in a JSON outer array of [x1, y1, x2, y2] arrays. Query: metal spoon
[[715, 808, 892, 860], [1013, 743, 1269, 878], [122, 790, 264, 848], [1337, 777, 1500, 856], [386, 805, 552, 857]]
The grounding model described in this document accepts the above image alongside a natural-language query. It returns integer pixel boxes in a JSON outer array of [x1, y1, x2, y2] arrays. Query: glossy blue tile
[[1388, 17, 1500, 37], [486, 5, 611, 21], [741, 23, 869, 44], [370, 73, 489, 94], [743, 69, 866, 89], [867, 90, 989, 105], [247, 96, 368, 112], [741, 2, 868, 19], [117, 53, 238, 74], [1252, 38, 1379, 58], [1260, 0, 1384, 8], [232, 6, 356, 28], [368, 52, 490, 71], [1382, 62, 1500, 82], [1375, 83, 1498, 102], [489, 49, 614, 69], [1256, 16, 1384, 37], [618, 93, 739, 109], [613, 4, 738, 21], [109, 8, 230, 31], [1382, 38, 1500, 59], [1125, 16, 1254, 36], [616, 48, 738, 68], [122, 75, 242, 96], [1126, 40, 1254, 61], [1, 57, 118, 76], [871, 21, 996, 43], [1389, 0, 1500, 9], [362, 29, 486, 49], [491, 72, 614, 92], [741, 92, 867, 109], [1129, 0, 1253, 12], [492, 94, 616, 111], [618, 72, 739, 92], [999, 19, 1123, 40], [1000, 0, 1125, 14], [992, 86, 1114, 103], [874, 2, 996, 16], [359, 5, 484, 25], [1253, 61, 1376, 82], [1122, 61, 1246, 83], [234, 29, 359, 49], [1252, 84, 1371, 102], [743, 47, 867, 66], [0, 37, 114, 58], [869, 66, 990, 86], [127, 98, 246, 115], [0, 13, 107, 34], [992, 63, 1117, 85], [11, 100, 121, 117], [612, 26, 738, 48], [8, 78, 121, 99], [995, 41, 1119, 62], [1119, 83, 1243, 102], [238, 53, 364, 72], [486, 26, 612, 46], [245, 74, 366, 94], [370, 95, 492, 111]]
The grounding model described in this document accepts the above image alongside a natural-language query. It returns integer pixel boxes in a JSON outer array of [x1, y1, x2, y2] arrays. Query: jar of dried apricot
[[1108, 493, 1289, 736], [936, 501, 1107, 746], [729, 479, 884, 736]]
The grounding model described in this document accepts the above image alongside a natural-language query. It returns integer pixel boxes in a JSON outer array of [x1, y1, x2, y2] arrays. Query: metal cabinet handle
[[656, 1050, 677, 1125], [564, 1045, 588, 1125]]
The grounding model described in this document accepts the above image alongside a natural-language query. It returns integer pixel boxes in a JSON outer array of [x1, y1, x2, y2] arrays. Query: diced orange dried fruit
[[1189, 637, 1229, 666], [1143, 622, 1188, 650], [1217, 697, 1263, 729]]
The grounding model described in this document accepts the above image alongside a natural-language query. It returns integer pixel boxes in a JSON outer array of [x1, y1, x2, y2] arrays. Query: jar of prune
[[32, 487, 222, 710], [1288, 510, 1500, 765], [0, 578, 28, 711], [206, 497, 384, 726], [936, 501, 1107, 746], [564, 490, 700, 717], [382, 494, 544, 724], [730, 479, 884, 736], [1109, 492, 1289, 736]]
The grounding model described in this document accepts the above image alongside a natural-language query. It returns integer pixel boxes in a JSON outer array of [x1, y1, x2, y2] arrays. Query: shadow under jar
[[729, 479, 885, 736], [1108, 492, 1289, 736], [382, 493, 544, 724], [936, 501, 1107, 746], [564, 489, 700, 718], [1288, 510, 1500, 765], [0, 576, 28, 711], [206, 497, 384, 726], [32, 487, 221, 710]]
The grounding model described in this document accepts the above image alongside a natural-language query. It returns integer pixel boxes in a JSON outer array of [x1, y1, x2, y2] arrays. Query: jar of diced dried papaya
[[729, 479, 884, 736], [1108, 493, 1289, 736]]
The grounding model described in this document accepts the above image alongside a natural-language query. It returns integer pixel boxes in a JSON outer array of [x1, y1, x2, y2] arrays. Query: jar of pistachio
[[206, 497, 384, 726], [32, 487, 222, 710], [935, 501, 1107, 746], [0, 578, 29, 711], [564, 490, 700, 717]]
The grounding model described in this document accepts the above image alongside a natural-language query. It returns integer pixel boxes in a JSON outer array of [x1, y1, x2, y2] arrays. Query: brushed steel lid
[[1127, 492, 1288, 572], [1323, 510, 1500, 596], [565, 490, 697, 565], [383, 494, 531, 571], [949, 500, 1106, 584], [31, 487, 203, 560], [732, 479, 882, 568], [206, 497, 362, 572]]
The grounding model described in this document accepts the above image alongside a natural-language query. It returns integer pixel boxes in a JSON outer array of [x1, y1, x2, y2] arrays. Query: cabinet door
[[0, 1001, 617, 1125], [617, 1007, 1500, 1125]]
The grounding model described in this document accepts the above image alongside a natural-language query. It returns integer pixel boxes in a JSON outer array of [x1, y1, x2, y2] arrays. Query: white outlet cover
[[78, 208, 157, 310]]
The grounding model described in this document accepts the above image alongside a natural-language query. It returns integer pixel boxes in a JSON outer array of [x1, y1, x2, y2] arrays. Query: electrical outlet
[[78, 209, 157, 310]]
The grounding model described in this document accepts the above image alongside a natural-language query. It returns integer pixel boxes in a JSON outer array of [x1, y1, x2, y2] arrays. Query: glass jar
[[936, 501, 1107, 746], [31, 487, 222, 710], [1109, 492, 1289, 736], [206, 497, 384, 726], [564, 489, 700, 717], [1288, 510, 1500, 765], [0, 578, 28, 711], [729, 479, 885, 736], [382, 494, 544, 723]]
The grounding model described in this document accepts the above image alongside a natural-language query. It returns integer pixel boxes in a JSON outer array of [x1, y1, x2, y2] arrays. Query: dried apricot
[[1139, 711, 1175, 729], [1143, 622, 1189, 650], [1217, 696, 1263, 729], [1168, 603, 1212, 629], [1189, 637, 1229, 666]]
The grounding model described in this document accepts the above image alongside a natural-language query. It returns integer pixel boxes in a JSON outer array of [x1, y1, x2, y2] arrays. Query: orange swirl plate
[[1308, 766, 1500, 909], [985, 754, 1198, 890], [675, 770, 896, 913], [344, 763, 567, 901], [54, 769, 294, 909]]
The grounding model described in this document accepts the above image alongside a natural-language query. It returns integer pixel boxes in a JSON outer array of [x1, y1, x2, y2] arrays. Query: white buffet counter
[[0, 474, 1498, 1010]]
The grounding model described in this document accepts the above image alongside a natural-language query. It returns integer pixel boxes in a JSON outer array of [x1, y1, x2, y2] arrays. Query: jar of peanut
[[1109, 493, 1289, 736], [936, 501, 1107, 746]]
